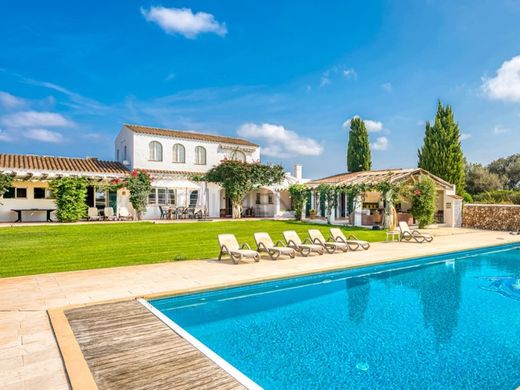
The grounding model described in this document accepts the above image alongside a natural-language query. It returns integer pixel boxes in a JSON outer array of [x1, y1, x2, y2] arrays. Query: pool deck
[[1, 227, 519, 389], [60, 300, 245, 390]]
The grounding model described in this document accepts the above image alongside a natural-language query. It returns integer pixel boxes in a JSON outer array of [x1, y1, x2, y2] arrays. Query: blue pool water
[[151, 244, 520, 389]]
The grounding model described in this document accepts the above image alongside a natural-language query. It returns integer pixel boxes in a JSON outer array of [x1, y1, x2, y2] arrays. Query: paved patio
[[1, 227, 519, 390]]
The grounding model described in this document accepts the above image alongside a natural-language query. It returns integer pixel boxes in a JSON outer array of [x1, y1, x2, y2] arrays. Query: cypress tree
[[418, 100, 465, 194], [347, 117, 372, 172]]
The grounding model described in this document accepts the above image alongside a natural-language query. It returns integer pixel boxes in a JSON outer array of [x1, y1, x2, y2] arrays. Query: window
[[34, 187, 51, 199], [194, 146, 206, 165], [256, 193, 261, 205], [268, 193, 273, 204], [116, 149, 120, 161], [148, 188, 176, 205], [157, 188, 167, 204], [95, 190, 107, 209], [16, 188, 27, 198], [172, 143, 185, 163], [232, 150, 246, 162], [3, 187, 15, 199], [189, 190, 198, 207], [123, 145, 127, 161], [149, 141, 163, 161]]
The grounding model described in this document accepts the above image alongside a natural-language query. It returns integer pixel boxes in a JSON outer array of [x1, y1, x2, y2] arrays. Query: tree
[[126, 169, 152, 220], [0, 173, 14, 205], [204, 160, 285, 219], [288, 183, 309, 220], [465, 162, 502, 195], [488, 154, 520, 189], [347, 117, 371, 172], [50, 177, 89, 222], [418, 100, 465, 194], [407, 176, 437, 228]]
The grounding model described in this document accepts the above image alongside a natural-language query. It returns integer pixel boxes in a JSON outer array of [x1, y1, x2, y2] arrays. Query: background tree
[[50, 177, 89, 222], [406, 177, 437, 228], [0, 173, 14, 205], [288, 183, 309, 220], [465, 162, 502, 195], [488, 154, 520, 189], [204, 160, 285, 219], [347, 117, 371, 172], [126, 169, 152, 220], [418, 100, 465, 194]]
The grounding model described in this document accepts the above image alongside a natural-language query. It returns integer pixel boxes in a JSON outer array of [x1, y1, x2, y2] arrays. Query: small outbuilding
[[306, 168, 463, 228]]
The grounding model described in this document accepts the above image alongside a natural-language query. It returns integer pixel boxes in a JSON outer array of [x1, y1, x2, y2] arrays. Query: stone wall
[[463, 204, 520, 231]]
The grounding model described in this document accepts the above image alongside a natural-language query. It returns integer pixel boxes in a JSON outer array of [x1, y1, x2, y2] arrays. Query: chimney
[[294, 164, 303, 181]]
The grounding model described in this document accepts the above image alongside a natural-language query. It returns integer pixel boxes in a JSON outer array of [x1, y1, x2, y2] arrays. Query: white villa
[[0, 124, 305, 222]]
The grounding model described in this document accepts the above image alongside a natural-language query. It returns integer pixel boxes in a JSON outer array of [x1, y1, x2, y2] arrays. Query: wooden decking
[[64, 300, 245, 390]]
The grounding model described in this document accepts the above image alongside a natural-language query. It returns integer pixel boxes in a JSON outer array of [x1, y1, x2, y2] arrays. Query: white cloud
[[343, 68, 357, 80], [343, 115, 384, 133], [320, 71, 331, 87], [381, 82, 393, 92], [460, 133, 472, 141], [481, 55, 520, 102], [1, 111, 74, 128], [371, 136, 389, 151], [0, 129, 13, 142], [141, 6, 227, 39], [237, 123, 323, 158], [23, 129, 64, 143], [0, 91, 27, 109], [493, 125, 510, 134]]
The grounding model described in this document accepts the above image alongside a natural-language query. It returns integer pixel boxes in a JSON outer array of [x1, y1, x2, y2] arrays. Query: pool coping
[[48, 240, 519, 390]]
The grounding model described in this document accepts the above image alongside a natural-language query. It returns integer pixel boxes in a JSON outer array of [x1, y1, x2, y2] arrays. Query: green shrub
[[407, 177, 437, 228], [461, 191, 473, 203], [0, 173, 14, 205], [288, 183, 309, 220], [473, 190, 520, 205], [50, 177, 89, 222], [126, 169, 152, 219]]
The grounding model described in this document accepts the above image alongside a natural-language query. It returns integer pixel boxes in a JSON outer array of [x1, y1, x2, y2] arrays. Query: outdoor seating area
[[158, 205, 208, 220]]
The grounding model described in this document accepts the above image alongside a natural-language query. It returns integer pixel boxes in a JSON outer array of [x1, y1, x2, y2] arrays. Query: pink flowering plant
[[125, 169, 152, 219], [408, 177, 436, 228]]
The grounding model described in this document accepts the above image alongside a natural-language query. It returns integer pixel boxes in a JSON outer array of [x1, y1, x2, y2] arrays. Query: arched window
[[149, 141, 163, 161], [232, 150, 246, 162], [172, 144, 185, 163], [194, 146, 206, 165]]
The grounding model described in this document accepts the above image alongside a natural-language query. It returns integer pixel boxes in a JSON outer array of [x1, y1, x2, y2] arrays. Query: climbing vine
[[0, 173, 14, 205]]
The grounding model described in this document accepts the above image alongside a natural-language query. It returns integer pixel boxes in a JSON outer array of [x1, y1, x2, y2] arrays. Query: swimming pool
[[150, 244, 520, 389]]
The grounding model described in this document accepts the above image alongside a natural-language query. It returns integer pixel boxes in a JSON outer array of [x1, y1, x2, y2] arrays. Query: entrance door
[[340, 192, 346, 218], [225, 197, 232, 217]]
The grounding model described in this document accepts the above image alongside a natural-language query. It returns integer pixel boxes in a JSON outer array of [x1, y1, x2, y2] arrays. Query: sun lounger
[[398, 221, 433, 243], [218, 234, 260, 264], [283, 230, 324, 257], [254, 232, 296, 260], [118, 206, 133, 221], [329, 228, 370, 250], [104, 207, 116, 221], [308, 229, 348, 253], [88, 207, 100, 221]]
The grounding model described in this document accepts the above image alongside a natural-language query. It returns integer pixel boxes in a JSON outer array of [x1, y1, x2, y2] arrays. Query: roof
[[124, 124, 259, 147], [0, 154, 129, 176], [307, 168, 454, 189]]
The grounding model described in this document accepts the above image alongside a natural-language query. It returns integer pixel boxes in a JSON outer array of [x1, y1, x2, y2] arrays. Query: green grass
[[0, 220, 386, 278]]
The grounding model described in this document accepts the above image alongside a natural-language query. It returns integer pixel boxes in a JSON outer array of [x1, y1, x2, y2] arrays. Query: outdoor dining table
[[11, 208, 55, 223]]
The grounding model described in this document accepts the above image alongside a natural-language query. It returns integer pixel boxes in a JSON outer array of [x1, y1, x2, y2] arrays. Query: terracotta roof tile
[[124, 124, 259, 147], [0, 154, 129, 175]]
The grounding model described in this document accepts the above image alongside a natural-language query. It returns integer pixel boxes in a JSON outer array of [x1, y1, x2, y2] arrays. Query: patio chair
[[172, 207, 183, 220], [218, 234, 260, 264], [254, 232, 296, 260], [104, 207, 116, 221], [88, 207, 100, 221], [283, 230, 324, 257], [398, 221, 433, 243], [158, 205, 168, 220], [329, 228, 370, 250], [118, 206, 133, 221], [308, 229, 348, 254]]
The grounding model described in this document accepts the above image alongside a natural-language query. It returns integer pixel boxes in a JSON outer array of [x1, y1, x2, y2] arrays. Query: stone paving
[[0, 227, 518, 389]]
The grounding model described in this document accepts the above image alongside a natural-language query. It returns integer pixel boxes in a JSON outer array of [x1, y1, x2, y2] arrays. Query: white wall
[[0, 181, 55, 222], [114, 126, 134, 168], [126, 129, 259, 173]]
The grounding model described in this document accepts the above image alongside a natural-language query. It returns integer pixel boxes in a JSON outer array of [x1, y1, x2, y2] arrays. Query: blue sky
[[1, 0, 519, 178]]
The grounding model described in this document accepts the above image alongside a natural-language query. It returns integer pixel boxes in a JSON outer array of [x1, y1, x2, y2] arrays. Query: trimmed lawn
[[0, 220, 386, 278]]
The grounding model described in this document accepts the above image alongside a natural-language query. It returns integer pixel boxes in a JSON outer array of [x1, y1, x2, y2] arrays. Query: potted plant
[[309, 208, 317, 219]]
